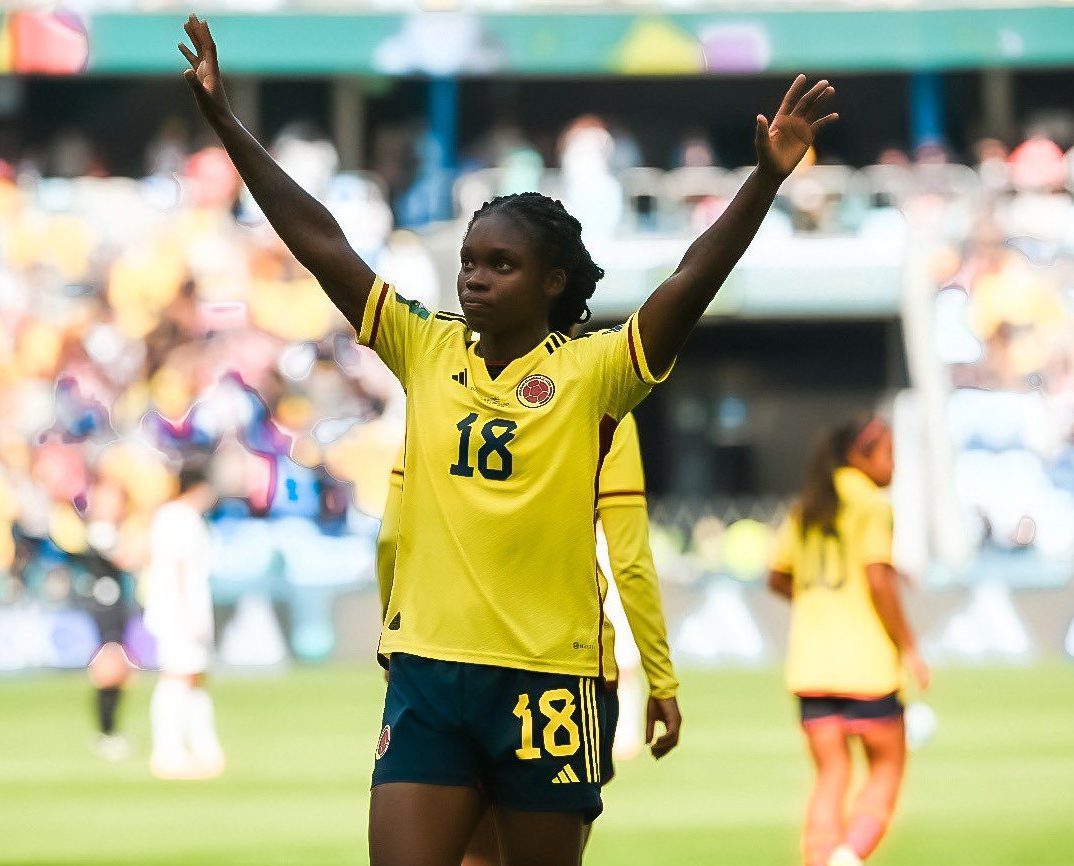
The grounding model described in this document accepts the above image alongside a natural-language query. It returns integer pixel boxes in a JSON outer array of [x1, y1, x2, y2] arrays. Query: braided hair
[[465, 192, 605, 333]]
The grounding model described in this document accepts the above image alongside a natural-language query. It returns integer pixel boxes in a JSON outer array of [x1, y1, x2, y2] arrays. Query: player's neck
[[475, 323, 550, 368]]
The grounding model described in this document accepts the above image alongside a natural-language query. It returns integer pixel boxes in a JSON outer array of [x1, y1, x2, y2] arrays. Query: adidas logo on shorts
[[551, 765, 580, 784]]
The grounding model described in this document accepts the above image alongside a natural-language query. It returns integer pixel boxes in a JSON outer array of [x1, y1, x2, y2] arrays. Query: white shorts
[[155, 636, 212, 676]]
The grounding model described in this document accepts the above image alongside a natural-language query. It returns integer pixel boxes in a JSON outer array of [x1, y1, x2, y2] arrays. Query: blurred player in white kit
[[144, 462, 225, 779]]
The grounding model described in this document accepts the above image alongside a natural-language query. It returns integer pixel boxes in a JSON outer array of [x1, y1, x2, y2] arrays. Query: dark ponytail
[[466, 192, 605, 334], [798, 416, 874, 537]]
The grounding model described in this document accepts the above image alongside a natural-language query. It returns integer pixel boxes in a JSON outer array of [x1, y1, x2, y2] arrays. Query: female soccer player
[[768, 417, 931, 866], [179, 15, 835, 865], [144, 463, 225, 779], [377, 411, 681, 866]]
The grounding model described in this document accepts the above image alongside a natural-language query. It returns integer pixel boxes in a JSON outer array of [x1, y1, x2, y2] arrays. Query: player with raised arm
[[376, 411, 681, 866], [180, 15, 835, 865], [768, 417, 931, 866]]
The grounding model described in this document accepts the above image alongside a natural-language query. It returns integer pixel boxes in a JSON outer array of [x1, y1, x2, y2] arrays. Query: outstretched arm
[[178, 15, 374, 328], [601, 503, 681, 758], [866, 563, 931, 691], [637, 75, 838, 374]]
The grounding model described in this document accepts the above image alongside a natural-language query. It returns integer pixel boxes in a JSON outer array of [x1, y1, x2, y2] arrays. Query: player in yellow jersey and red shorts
[[180, 16, 837, 864], [768, 417, 931, 866], [377, 413, 681, 865]]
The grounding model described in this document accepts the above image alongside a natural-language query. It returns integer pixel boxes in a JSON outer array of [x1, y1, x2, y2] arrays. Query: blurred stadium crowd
[[3, 108, 1074, 671]]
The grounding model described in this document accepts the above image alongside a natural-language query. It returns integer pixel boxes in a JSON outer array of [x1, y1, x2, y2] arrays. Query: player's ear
[[544, 268, 567, 301]]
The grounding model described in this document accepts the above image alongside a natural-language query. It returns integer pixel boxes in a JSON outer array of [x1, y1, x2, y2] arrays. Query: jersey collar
[[834, 466, 879, 502], [467, 333, 551, 389]]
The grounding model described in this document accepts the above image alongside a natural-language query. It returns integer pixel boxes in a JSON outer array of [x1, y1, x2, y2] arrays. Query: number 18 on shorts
[[372, 654, 606, 822]]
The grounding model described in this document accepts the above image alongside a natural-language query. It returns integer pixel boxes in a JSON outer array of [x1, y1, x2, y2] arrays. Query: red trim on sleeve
[[592, 413, 620, 682], [369, 283, 390, 347], [626, 319, 644, 380], [597, 489, 646, 499]]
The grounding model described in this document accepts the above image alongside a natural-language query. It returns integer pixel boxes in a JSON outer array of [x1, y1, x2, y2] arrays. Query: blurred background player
[[84, 549, 136, 761], [376, 412, 682, 865], [143, 462, 225, 780], [767, 417, 931, 866]]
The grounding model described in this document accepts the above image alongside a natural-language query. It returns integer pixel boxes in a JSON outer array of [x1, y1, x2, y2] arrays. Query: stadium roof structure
[[5, 4, 1074, 75]]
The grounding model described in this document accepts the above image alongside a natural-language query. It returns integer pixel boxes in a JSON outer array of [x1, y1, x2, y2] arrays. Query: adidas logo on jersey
[[551, 765, 580, 784], [451, 370, 468, 387]]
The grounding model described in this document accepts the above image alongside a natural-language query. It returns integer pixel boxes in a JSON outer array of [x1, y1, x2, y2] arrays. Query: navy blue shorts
[[799, 692, 904, 733], [373, 653, 606, 822], [599, 685, 619, 785]]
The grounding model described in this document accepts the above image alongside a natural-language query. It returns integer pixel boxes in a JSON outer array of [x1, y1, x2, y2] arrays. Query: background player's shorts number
[[451, 414, 517, 481], [512, 688, 581, 760]]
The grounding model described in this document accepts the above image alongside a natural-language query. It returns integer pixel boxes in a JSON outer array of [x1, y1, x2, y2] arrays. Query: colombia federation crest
[[516, 374, 555, 408]]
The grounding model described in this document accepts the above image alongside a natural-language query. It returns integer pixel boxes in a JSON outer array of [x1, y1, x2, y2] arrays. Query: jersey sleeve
[[597, 413, 646, 508], [598, 500, 678, 699], [860, 498, 895, 567], [375, 446, 405, 619], [770, 514, 798, 574], [356, 276, 447, 390], [597, 414, 678, 699], [582, 312, 675, 421]]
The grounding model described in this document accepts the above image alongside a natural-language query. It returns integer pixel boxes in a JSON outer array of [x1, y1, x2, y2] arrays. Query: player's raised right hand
[[179, 15, 232, 122]]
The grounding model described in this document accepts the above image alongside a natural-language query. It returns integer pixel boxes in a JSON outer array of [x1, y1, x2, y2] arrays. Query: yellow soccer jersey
[[377, 414, 680, 697], [375, 461, 404, 617], [359, 276, 670, 677], [771, 467, 900, 698], [596, 414, 678, 699]]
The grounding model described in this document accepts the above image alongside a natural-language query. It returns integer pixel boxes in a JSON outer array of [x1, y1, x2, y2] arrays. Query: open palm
[[756, 75, 838, 180], [179, 15, 231, 120]]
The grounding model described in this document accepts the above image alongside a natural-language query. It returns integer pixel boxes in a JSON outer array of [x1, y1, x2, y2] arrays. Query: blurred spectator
[[674, 128, 717, 169], [607, 117, 642, 174], [559, 115, 623, 239], [47, 129, 105, 178], [876, 147, 911, 167], [914, 139, 950, 165], [145, 117, 191, 178]]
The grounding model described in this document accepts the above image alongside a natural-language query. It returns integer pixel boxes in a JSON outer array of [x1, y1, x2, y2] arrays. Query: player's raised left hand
[[179, 14, 232, 123], [755, 74, 838, 181], [646, 695, 682, 759]]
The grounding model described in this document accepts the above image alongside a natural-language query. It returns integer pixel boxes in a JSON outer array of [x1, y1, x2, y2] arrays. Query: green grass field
[[2, 664, 1072, 866]]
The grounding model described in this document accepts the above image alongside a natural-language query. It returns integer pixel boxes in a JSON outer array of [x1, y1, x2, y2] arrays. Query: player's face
[[458, 213, 565, 337], [860, 428, 894, 487]]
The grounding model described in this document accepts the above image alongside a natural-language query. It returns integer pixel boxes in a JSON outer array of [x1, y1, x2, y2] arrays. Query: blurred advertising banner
[[1, 11, 89, 75]]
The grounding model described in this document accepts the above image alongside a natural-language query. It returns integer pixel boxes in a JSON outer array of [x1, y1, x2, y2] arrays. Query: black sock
[[96, 687, 121, 735]]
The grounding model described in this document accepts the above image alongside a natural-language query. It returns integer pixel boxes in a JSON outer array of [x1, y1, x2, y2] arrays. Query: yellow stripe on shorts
[[578, 678, 593, 782], [587, 679, 601, 782]]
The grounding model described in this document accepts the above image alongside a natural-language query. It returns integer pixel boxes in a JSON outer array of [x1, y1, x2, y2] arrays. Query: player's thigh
[[462, 806, 500, 866], [155, 635, 211, 679], [370, 782, 486, 866], [493, 806, 583, 866], [801, 705, 852, 779], [858, 717, 906, 777]]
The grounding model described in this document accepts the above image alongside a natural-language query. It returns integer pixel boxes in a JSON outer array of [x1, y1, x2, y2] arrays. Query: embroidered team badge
[[375, 725, 391, 760], [517, 374, 555, 408]]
